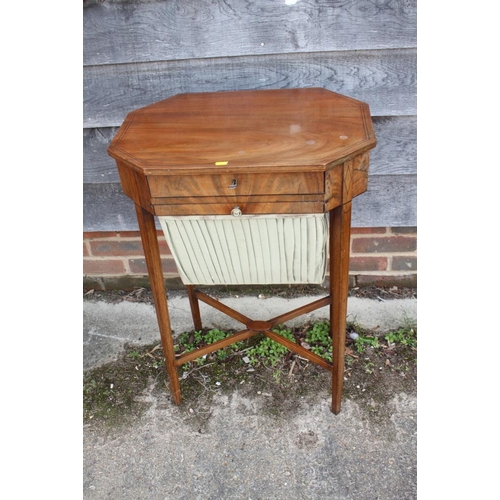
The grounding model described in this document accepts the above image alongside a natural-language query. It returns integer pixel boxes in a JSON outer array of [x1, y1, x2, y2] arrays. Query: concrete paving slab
[[83, 293, 417, 499], [83, 385, 416, 499]]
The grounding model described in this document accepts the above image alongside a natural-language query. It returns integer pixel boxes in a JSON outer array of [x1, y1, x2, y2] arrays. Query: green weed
[[305, 320, 332, 362], [354, 335, 380, 353], [247, 326, 295, 366], [384, 327, 417, 348], [173, 320, 416, 369]]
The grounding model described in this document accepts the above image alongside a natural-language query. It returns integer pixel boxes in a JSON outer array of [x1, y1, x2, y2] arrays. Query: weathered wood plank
[[83, 182, 139, 232], [83, 175, 417, 232], [84, 0, 416, 66], [351, 174, 416, 228], [84, 49, 416, 127], [84, 116, 416, 183], [369, 116, 417, 176], [83, 126, 120, 183]]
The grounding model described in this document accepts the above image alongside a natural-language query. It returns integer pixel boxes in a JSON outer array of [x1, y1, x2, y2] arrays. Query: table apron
[[153, 200, 326, 216]]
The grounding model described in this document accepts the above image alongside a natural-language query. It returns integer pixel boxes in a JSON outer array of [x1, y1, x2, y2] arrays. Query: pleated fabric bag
[[159, 214, 329, 286]]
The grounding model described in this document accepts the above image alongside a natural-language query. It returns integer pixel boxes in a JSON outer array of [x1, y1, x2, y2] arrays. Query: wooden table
[[108, 88, 376, 414]]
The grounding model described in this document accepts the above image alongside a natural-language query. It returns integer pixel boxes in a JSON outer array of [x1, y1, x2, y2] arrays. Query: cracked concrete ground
[[83, 293, 417, 499]]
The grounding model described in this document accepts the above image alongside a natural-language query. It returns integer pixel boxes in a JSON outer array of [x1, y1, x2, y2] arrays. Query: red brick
[[128, 258, 179, 274], [116, 231, 141, 238], [350, 227, 387, 235], [83, 231, 118, 239], [158, 239, 172, 256], [392, 256, 417, 271], [83, 241, 90, 257], [352, 236, 416, 253], [89, 240, 145, 257], [350, 256, 388, 272], [83, 259, 126, 275]]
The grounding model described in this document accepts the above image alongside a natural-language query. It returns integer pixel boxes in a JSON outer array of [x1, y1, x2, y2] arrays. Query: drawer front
[[148, 172, 323, 198], [154, 200, 324, 216]]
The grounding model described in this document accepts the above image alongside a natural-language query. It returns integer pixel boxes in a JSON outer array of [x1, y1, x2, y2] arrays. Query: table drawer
[[148, 172, 323, 198], [154, 200, 324, 216]]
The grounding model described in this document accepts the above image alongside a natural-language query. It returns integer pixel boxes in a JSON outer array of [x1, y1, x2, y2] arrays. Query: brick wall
[[83, 227, 416, 291]]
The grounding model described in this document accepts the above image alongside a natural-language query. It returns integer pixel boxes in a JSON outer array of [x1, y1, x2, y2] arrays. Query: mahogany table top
[[108, 88, 376, 175]]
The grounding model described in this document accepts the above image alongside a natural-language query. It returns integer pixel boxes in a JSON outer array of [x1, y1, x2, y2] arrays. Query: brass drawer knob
[[231, 206, 242, 217]]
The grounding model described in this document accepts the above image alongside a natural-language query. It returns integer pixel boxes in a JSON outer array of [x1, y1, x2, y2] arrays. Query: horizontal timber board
[[84, 116, 416, 183], [83, 174, 416, 231], [84, 49, 416, 127], [84, 0, 416, 66]]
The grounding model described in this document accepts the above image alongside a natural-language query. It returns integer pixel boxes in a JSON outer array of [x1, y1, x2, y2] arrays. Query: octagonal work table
[[107, 88, 377, 414]]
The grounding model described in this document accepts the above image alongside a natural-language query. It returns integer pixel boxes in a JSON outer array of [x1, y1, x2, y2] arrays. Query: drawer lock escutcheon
[[229, 178, 237, 189]]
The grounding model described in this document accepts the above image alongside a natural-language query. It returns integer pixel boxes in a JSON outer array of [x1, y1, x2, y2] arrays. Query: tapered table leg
[[330, 202, 352, 414], [134, 204, 181, 404], [186, 285, 203, 331]]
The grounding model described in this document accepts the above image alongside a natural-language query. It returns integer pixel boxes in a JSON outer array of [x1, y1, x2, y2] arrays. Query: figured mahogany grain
[[108, 88, 375, 174], [148, 171, 323, 198]]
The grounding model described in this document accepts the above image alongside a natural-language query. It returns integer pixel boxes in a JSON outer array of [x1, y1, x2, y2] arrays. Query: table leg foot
[[170, 383, 182, 405]]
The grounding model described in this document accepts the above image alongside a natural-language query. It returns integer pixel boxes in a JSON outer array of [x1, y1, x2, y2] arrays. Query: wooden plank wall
[[83, 0, 416, 231]]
